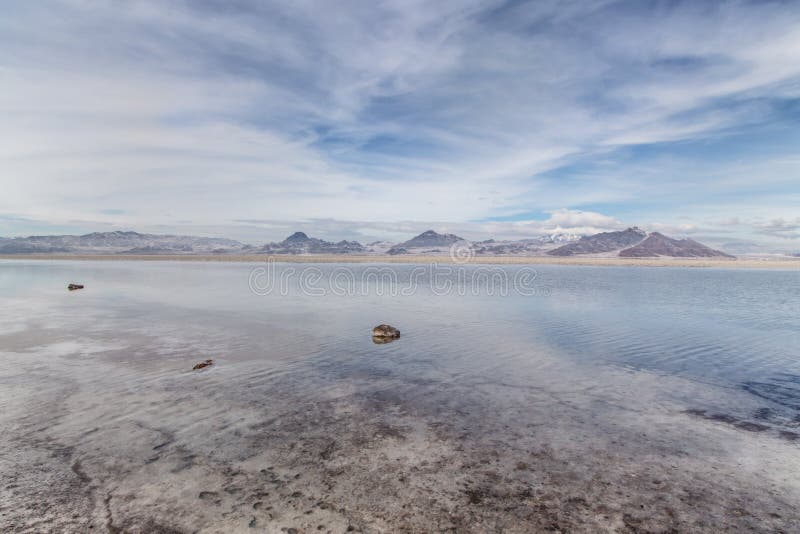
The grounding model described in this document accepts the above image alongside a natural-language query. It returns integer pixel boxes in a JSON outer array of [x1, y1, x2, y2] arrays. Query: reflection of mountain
[[619, 233, 734, 258], [259, 232, 365, 254], [548, 227, 646, 256]]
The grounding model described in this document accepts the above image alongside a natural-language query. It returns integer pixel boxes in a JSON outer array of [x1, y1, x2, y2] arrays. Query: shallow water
[[1, 260, 799, 533]]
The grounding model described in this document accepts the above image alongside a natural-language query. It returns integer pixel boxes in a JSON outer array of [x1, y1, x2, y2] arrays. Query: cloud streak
[[1, 0, 799, 245]]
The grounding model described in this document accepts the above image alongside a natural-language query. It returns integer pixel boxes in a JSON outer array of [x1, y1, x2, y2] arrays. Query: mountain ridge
[[260, 232, 365, 254], [387, 230, 465, 254], [619, 232, 734, 258], [0, 231, 247, 255], [548, 227, 647, 256], [0, 227, 739, 258]]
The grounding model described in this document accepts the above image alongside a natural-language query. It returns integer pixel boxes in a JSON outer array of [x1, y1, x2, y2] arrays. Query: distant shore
[[2, 253, 799, 269]]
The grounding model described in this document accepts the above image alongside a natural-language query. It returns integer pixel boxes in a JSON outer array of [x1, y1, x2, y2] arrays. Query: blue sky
[[1, 0, 799, 250]]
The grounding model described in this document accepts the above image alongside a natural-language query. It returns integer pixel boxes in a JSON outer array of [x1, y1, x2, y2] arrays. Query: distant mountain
[[619, 233, 734, 258], [0, 227, 741, 258], [709, 239, 793, 256], [387, 230, 464, 254], [0, 241, 71, 254], [0, 231, 247, 254], [472, 234, 578, 256], [259, 232, 365, 254], [548, 227, 646, 256], [398, 230, 464, 248]]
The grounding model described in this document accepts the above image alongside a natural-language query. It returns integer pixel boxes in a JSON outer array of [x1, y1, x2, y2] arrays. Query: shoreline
[[1, 253, 799, 269]]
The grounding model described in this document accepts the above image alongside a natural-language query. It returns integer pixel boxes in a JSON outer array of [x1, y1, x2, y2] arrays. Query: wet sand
[[2, 332, 798, 533], [2, 253, 799, 269]]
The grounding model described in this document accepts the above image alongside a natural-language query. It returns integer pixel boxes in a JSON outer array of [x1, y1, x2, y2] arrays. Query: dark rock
[[372, 324, 400, 339], [193, 359, 213, 370], [67, 283, 84, 291]]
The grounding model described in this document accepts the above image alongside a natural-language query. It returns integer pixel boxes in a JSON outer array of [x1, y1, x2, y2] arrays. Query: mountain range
[[259, 232, 365, 254], [548, 227, 733, 258], [618, 233, 735, 258], [387, 230, 466, 255], [0, 228, 739, 258], [548, 227, 648, 256], [0, 231, 247, 255]]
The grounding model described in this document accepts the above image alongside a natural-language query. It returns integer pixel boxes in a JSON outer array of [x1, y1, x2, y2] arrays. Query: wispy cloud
[[756, 218, 800, 240], [1, 0, 799, 243]]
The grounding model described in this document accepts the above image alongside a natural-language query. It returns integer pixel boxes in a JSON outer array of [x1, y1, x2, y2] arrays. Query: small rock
[[193, 359, 213, 370], [372, 324, 400, 339], [67, 283, 84, 291]]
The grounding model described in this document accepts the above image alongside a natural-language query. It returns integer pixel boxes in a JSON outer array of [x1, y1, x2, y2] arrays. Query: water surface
[[1, 260, 799, 533]]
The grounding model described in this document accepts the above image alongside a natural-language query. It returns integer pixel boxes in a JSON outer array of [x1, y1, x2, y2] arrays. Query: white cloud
[[545, 209, 621, 231], [0, 0, 799, 242]]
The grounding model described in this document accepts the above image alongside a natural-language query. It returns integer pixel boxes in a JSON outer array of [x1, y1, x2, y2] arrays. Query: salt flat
[[1, 261, 799, 532]]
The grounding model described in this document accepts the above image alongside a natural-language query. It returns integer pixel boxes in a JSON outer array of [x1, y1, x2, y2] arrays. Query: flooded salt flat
[[1, 260, 799, 533]]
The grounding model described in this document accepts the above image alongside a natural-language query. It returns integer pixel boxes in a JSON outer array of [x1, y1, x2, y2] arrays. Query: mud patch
[[685, 408, 774, 435]]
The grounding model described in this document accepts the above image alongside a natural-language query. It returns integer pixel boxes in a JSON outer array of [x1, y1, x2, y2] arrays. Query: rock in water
[[67, 283, 84, 291], [193, 359, 213, 370], [372, 324, 400, 338]]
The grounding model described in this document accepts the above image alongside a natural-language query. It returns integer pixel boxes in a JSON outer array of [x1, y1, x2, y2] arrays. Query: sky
[[1, 0, 799, 250]]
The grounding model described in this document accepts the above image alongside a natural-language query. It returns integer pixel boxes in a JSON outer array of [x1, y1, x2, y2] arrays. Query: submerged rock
[[67, 283, 84, 291], [193, 359, 213, 370], [372, 324, 400, 339]]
